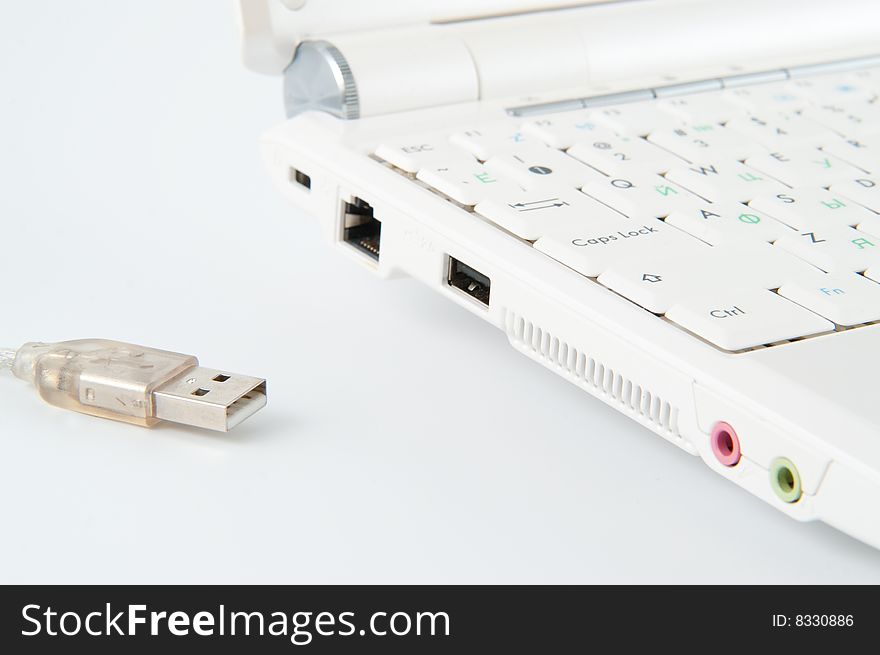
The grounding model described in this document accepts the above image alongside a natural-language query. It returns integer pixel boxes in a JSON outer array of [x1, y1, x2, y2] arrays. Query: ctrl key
[[665, 289, 834, 351]]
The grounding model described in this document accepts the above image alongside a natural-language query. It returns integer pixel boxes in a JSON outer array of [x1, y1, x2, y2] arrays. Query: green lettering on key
[[655, 185, 678, 196]]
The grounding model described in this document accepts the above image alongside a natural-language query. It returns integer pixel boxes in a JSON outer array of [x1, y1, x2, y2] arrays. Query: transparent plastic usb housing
[[10, 340, 266, 431]]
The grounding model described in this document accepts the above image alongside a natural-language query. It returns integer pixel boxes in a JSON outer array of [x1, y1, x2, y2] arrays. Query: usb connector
[[4, 339, 266, 431], [153, 366, 266, 431]]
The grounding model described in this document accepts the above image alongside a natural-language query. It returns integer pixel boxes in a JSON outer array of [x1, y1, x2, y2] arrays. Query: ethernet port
[[447, 256, 491, 307], [342, 197, 381, 261]]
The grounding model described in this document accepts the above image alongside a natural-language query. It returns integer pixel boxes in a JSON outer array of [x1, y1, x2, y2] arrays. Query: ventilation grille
[[505, 310, 682, 439]]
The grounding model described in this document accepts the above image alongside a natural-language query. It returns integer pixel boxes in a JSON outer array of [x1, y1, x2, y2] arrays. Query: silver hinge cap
[[282, 40, 359, 119]]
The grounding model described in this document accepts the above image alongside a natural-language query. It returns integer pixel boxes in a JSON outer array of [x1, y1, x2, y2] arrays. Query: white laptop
[[237, 0, 880, 548]]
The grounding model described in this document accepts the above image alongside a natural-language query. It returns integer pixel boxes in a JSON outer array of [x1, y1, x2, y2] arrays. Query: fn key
[[665, 289, 834, 351]]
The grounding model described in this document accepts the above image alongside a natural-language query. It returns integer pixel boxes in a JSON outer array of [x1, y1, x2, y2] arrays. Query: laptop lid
[[236, 0, 625, 73]]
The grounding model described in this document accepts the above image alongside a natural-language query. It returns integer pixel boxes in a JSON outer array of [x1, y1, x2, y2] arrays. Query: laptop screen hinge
[[506, 53, 880, 117]]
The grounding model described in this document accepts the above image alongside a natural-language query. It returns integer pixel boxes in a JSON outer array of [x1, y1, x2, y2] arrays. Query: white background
[[1, 1, 878, 583]]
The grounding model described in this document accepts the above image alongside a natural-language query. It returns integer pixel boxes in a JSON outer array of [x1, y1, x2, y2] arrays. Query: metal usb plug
[[4, 339, 266, 431], [153, 366, 267, 431]]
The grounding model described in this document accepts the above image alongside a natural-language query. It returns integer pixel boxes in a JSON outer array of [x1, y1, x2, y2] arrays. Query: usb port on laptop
[[447, 256, 491, 307]]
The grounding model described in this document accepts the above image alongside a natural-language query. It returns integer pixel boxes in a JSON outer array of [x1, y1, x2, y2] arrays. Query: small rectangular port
[[342, 197, 381, 261], [289, 167, 311, 190], [447, 256, 491, 307]]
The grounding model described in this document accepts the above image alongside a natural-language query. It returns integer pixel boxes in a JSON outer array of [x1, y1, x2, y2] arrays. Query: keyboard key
[[820, 135, 879, 173], [582, 172, 701, 220], [450, 125, 541, 160], [744, 148, 862, 187], [800, 103, 880, 139], [789, 74, 880, 104], [596, 243, 781, 313], [657, 93, 741, 124], [665, 161, 786, 203], [589, 101, 683, 136], [839, 70, 880, 93], [774, 225, 880, 273], [665, 202, 793, 245], [749, 187, 879, 231], [856, 212, 880, 238], [567, 134, 684, 175], [416, 163, 525, 206], [709, 241, 820, 288], [485, 144, 604, 191], [474, 191, 618, 241], [665, 289, 834, 351], [597, 239, 818, 314], [725, 113, 838, 149], [647, 124, 765, 162], [830, 175, 880, 212], [521, 115, 614, 149], [778, 272, 880, 326], [598, 249, 714, 313], [721, 84, 812, 114], [600, 231, 820, 312], [534, 216, 700, 278], [840, 71, 880, 99], [375, 135, 474, 173]]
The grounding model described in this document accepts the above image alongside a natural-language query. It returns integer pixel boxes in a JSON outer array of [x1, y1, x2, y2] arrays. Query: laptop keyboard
[[374, 67, 880, 352]]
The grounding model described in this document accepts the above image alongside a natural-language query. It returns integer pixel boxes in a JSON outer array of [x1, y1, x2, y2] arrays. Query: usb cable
[[0, 339, 266, 431]]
